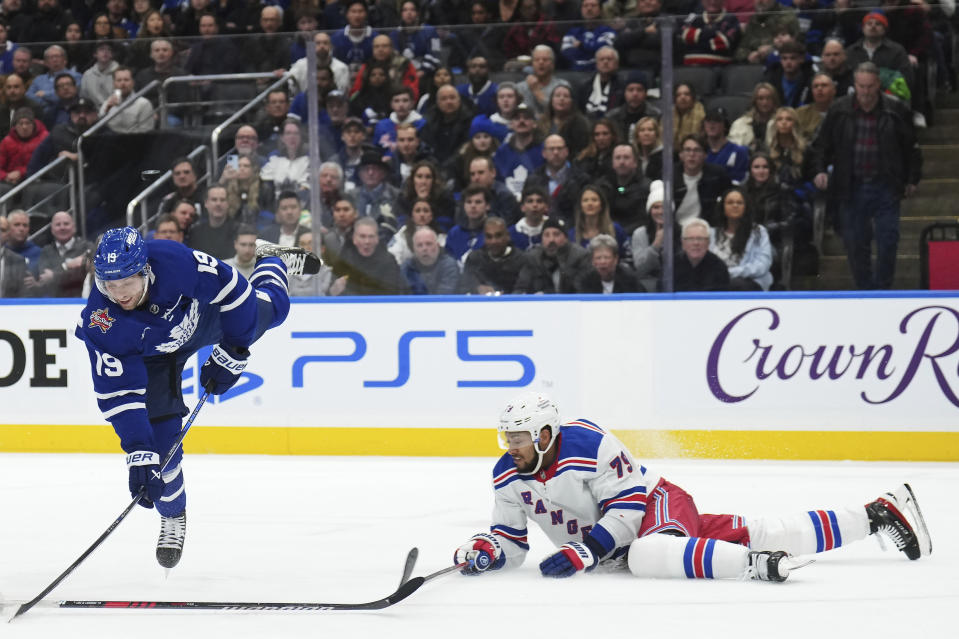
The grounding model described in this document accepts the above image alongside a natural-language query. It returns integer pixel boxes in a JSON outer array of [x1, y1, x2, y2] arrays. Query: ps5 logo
[[291, 330, 536, 389]]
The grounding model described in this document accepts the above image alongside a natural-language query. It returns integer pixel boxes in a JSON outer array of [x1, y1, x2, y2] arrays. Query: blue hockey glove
[[200, 343, 249, 394], [454, 533, 505, 575], [539, 541, 598, 578], [126, 450, 164, 509]]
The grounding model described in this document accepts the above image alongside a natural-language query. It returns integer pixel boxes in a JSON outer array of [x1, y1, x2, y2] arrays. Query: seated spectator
[[219, 125, 268, 176], [350, 34, 419, 102], [391, 0, 442, 76], [388, 197, 447, 264], [489, 83, 520, 140], [350, 65, 394, 131], [674, 134, 732, 225], [223, 224, 257, 279], [330, 216, 410, 295], [820, 38, 854, 98], [796, 72, 836, 141], [335, 116, 368, 188], [729, 82, 780, 152], [26, 45, 81, 112], [254, 89, 291, 145], [493, 104, 545, 200], [261, 190, 310, 247], [766, 106, 814, 238], [446, 116, 499, 193], [414, 66, 454, 117], [11, 46, 39, 89], [526, 134, 590, 224], [461, 156, 521, 224], [34, 211, 92, 298], [245, 5, 291, 75], [561, 0, 616, 71], [0, 108, 47, 199], [158, 157, 205, 217], [80, 41, 119, 108], [762, 39, 813, 108], [570, 184, 630, 259], [0, 233, 28, 297], [221, 155, 271, 229], [503, 0, 561, 68], [372, 86, 425, 154], [0, 19, 16, 75], [353, 147, 401, 241], [703, 107, 749, 184], [291, 32, 350, 95], [332, 0, 377, 72], [322, 195, 358, 264], [672, 83, 705, 149], [260, 118, 311, 206], [402, 226, 460, 295], [679, 0, 742, 66], [792, 0, 836, 57], [575, 233, 642, 294], [3, 210, 40, 274], [460, 216, 528, 294], [631, 180, 681, 291], [514, 217, 588, 293], [510, 183, 550, 250], [43, 73, 80, 129], [420, 85, 475, 165], [597, 143, 651, 235], [447, 183, 490, 261], [575, 118, 619, 181], [458, 55, 498, 117], [576, 46, 624, 119], [710, 187, 773, 290], [516, 46, 568, 119], [671, 218, 730, 291], [61, 22, 90, 70], [133, 38, 188, 127], [538, 84, 590, 158], [0, 74, 44, 140], [633, 115, 664, 180], [734, 0, 800, 64], [605, 71, 660, 144], [395, 159, 455, 229], [126, 9, 171, 72], [742, 152, 782, 238], [104, 0, 136, 38], [614, 0, 668, 74], [99, 66, 156, 133], [289, 230, 334, 296], [153, 213, 184, 243], [184, 13, 244, 77], [168, 199, 197, 241], [187, 185, 236, 259]]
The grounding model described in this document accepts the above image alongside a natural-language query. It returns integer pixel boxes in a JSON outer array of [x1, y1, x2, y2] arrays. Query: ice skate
[[254, 239, 321, 275], [745, 551, 813, 582], [866, 483, 932, 560], [156, 511, 186, 569]]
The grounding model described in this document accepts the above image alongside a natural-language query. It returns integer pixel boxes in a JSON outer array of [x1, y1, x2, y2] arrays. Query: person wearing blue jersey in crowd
[[492, 104, 544, 201], [75, 227, 320, 570], [703, 107, 749, 185], [560, 0, 616, 72], [454, 392, 932, 583]]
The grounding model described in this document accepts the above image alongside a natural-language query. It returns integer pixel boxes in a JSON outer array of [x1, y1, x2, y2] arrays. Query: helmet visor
[[96, 272, 147, 307], [498, 430, 533, 451]]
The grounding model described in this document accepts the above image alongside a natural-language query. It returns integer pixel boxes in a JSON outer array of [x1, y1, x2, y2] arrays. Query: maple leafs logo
[[89, 307, 115, 333]]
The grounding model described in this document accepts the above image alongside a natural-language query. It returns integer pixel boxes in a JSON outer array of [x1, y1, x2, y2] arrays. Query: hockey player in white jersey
[[76, 227, 320, 570], [454, 392, 932, 582]]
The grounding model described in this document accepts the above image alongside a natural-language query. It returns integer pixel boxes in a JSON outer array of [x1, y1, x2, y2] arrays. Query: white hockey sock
[[628, 534, 751, 580], [745, 507, 869, 555]]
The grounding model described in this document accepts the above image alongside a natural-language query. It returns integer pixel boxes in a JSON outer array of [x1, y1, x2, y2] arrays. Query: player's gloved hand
[[539, 541, 598, 578], [200, 343, 249, 394], [126, 450, 164, 509], [454, 533, 505, 575]]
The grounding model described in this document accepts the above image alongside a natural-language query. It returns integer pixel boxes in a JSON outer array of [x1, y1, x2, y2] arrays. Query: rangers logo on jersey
[[89, 308, 115, 333]]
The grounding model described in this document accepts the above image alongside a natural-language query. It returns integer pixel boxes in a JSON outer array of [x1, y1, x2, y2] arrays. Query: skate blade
[[902, 483, 933, 557]]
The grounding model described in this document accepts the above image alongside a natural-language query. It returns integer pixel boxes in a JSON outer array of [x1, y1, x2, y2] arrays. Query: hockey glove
[[539, 541, 598, 578], [454, 532, 505, 575], [126, 450, 164, 509], [200, 343, 249, 394]]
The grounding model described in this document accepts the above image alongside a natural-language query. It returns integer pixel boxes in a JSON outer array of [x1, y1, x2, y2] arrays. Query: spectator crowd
[[0, 0, 938, 296]]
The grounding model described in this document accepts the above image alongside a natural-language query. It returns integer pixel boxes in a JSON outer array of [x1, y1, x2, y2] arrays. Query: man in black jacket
[[514, 217, 589, 294], [674, 134, 731, 226], [330, 216, 409, 295], [460, 217, 528, 294], [810, 61, 921, 289]]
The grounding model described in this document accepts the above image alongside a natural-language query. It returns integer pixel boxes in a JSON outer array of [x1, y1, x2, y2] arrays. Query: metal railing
[[208, 72, 293, 166], [158, 72, 288, 132], [126, 145, 210, 230], [76, 79, 160, 232], [0, 156, 75, 218]]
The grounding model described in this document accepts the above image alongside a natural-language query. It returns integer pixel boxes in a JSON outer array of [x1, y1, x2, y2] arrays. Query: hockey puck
[[140, 170, 162, 182]]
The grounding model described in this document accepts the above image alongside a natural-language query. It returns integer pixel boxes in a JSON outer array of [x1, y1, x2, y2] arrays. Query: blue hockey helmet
[[94, 227, 148, 281]]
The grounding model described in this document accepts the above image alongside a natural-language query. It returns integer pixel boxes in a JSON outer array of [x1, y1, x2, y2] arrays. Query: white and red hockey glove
[[539, 541, 599, 578], [454, 533, 505, 575]]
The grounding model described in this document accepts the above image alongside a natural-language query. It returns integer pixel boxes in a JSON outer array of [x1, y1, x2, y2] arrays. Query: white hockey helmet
[[497, 391, 561, 452]]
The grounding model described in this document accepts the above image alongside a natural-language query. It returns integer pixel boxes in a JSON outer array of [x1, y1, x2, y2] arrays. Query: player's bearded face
[[502, 432, 538, 472], [103, 274, 147, 310]]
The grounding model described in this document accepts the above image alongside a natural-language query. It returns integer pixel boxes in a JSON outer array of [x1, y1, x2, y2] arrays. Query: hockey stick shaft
[[10, 390, 212, 622]]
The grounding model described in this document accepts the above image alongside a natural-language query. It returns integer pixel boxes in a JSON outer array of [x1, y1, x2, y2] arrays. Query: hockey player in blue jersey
[[455, 392, 932, 582], [75, 227, 320, 569]]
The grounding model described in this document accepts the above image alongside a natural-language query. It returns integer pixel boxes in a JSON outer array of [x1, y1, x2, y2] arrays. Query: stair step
[[918, 145, 959, 179]]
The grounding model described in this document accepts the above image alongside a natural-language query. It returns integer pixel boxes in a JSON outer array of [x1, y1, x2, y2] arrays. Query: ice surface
[[1, 454, 957, 638]]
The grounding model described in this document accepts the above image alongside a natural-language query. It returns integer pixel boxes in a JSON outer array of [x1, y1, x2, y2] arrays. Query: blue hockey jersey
[[75, 241, 257, 454]]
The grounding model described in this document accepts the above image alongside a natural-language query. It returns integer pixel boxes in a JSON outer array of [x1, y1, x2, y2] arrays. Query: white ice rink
[[1, 453, 957, 639]]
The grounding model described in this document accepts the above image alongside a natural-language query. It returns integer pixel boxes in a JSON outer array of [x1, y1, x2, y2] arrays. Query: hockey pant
[[147, 257, 291, 518], [627, 479, 870, 580]]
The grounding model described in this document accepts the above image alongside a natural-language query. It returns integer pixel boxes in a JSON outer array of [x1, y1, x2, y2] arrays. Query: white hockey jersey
[[489, 419, 661, 569]]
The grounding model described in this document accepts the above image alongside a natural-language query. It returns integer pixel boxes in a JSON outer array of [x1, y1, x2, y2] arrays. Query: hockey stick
[[399, 547, 419, 587], [29, 558, 469, 613], [10, 389, 212, 622]]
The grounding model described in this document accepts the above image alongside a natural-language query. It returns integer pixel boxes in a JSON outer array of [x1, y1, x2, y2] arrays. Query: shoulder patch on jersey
[[88, 307, 115, 333]]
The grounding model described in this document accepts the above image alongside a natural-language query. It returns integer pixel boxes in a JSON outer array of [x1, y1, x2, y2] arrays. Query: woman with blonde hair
[[632, 116, 663, 180], [220, 155, 269, 228], [672, 83, 705, 148], [729, 82, 780, 152]]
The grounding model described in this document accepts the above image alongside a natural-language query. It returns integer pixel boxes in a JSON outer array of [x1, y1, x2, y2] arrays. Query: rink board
[[1, 293, 958, 460]]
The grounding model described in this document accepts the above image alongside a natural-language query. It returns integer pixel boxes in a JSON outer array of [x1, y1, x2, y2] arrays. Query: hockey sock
[[744, 507, 869, 555], [628, 534, 751, 579], [249, 257, 290, 330]]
